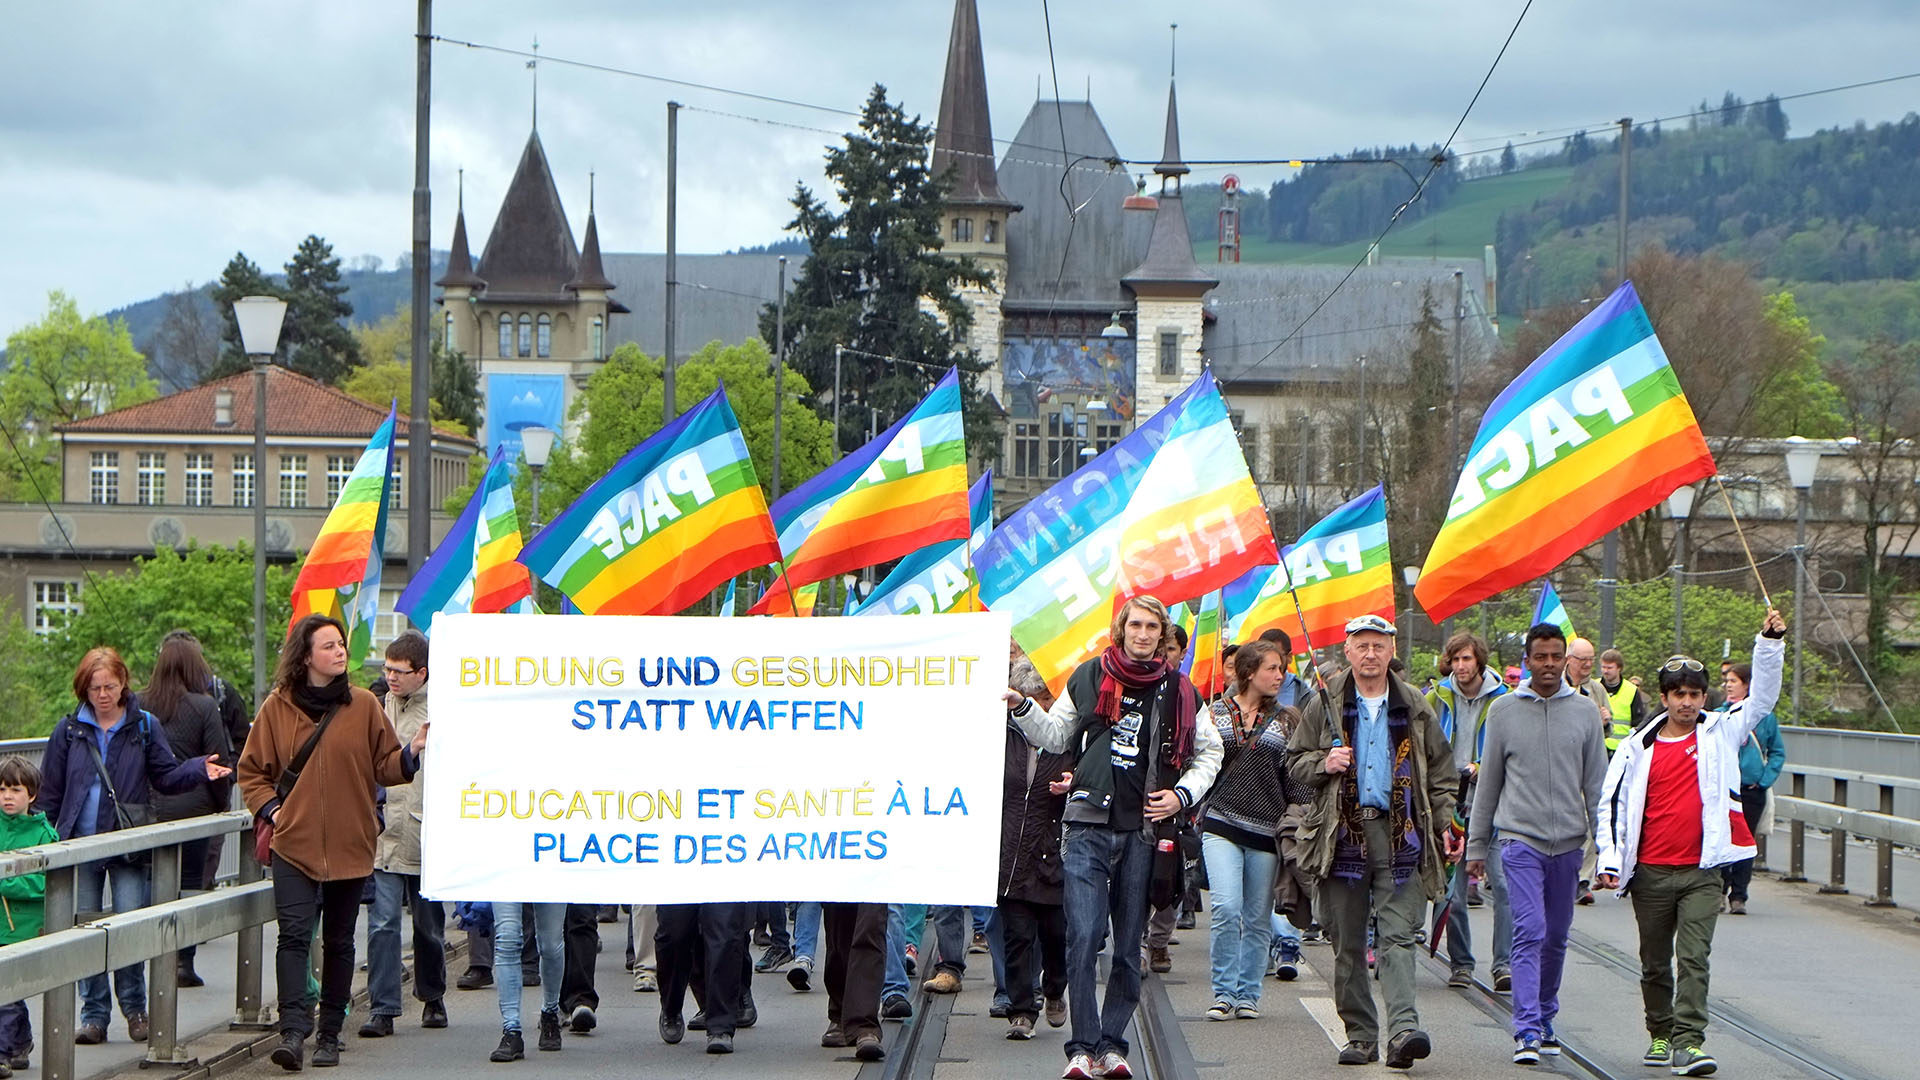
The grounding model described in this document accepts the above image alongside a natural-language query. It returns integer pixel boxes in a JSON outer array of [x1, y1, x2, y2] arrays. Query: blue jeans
[[0, 999, 30, 1056], [930, 905, 971, 975], [1449, 827, 1511, 972], [1062, 822, 1152, 1060], [792, 901, 822, 960], [1501, 840, 1580, 1040], [76, 856, 148, 1026], [882, 903, 927, 1000], [368, 870, 447, 1017], [1270, 912, 1302, 949], [494, 903, 565, 1034], [1200, 834, 1277, 1005]]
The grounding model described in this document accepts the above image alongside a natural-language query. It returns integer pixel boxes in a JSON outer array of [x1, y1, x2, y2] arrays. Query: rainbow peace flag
[[289, 407, 394, 658], [766, 579, 819, 618], [1531, 580, 1576, 640], [397, 448, 534, 634], [1226, 485, 1394, 658], [518, 386, 781, 615], [850, 471, 994, 616], [977, 372, 1274, 693], [1416, 282, 1715, 621], [1182, 591, 1226, 697], [1111, 372, 1278, 606], [752, 369, 971, 614]]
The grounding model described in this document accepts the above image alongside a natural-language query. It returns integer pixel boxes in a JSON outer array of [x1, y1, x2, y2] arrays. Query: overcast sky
[[3, 0, 1915, 338]]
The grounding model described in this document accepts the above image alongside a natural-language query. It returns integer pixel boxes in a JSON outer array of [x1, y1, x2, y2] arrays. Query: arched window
[[497, 314, 512, 358], [536, 314, 552, 358], [517, 314, 533, 357], [590, 315, 604, 359]]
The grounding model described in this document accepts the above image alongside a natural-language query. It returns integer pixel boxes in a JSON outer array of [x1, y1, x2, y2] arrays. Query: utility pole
[[771, 255, 787, 500], [407, 0, 432, 574], [663, 101, 680, 422], [832, 345, 844, 459], [1600, 117, 1632, 648], [1445, 268, 1463, 643]]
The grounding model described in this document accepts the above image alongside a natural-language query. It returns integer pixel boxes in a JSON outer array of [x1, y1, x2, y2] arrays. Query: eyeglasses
[[87, 682, 123, 695], [1660, 656, 1705, 673], [382, 666, 416, 678]]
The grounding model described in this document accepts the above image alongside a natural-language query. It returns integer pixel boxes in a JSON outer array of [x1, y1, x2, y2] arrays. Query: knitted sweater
[[1201, 697, 1295, 852]]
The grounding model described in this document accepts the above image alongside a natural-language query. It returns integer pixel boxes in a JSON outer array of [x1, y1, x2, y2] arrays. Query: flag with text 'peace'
[[1225, 485, 1395, 657], [850, 470, 994, 616], [975, 371, 1275, 694], [517, 387, 781, 615], [1416, 282, 1716, 622], [750, 367, 971, 615]]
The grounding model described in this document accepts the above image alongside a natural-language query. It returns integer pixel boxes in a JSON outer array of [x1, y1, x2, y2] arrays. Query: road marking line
[[1298, 995, 1346, 1050]]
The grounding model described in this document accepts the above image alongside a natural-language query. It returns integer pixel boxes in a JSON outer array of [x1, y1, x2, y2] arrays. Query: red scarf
[[1095, 645, 1199, 769]]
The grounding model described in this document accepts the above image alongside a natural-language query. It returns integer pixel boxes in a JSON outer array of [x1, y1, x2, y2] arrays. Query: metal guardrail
[[1769, 762, 1920, 911], [0, 810, 272, 1080]]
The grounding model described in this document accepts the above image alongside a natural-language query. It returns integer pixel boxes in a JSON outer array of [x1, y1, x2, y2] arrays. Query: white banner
[[421, 611, 1010, 904]]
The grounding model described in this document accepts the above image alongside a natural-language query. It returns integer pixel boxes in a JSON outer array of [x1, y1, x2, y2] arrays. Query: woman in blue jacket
[[1717, 662, 1785, 915], [34, 647, 231, 1046]]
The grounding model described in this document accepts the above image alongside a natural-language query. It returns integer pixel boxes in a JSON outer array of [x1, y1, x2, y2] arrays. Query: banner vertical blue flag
[[1532, 580, 1576, 641], [719, 578, 737, 617]]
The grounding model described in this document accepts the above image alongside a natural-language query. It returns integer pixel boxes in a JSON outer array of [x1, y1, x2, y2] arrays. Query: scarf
[[1094, 645, 1198, 769], [291, 674, 353, 722], [1329, 683, 1423, 885]]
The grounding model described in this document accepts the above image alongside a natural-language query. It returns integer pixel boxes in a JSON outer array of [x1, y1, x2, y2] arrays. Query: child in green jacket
[[2, 755, 60, 1076]]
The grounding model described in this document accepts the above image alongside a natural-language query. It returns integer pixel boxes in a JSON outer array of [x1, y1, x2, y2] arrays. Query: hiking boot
[[270, 1031, 303, 1071], [538, 1010, 562, 1051], [1339, 1040, 1378, 1065], [923, 970, 962, 994], [457, 967, 493, 991], [74, 1024, 106, 1046], [1385, 1028, 1431, 1069], [126, 1013, 150, 1042], [1148, 945, 1172, 973], [1644, 1037, 1672, 1066], [310, 1033, 341, 1068], [488, 1030, 524, 1062], [422, 999, 448, 1028], [1670, 1047, 1718, 1076], [357, 1015, 393, 1038], [786, 954, 814, 991]]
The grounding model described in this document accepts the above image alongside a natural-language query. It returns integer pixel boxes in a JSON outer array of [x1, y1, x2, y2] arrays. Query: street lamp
[[1667, 485, 1696, 653], [1401, 565, 1421, 661], [234, 295, 287, 708], [1784, 437, 1823, 723], [1100, 312, 1128, 339], [520, 425, 556, 529]]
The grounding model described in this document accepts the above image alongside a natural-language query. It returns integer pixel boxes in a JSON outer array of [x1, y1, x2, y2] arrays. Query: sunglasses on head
[[1660, 656, 1705, 673]]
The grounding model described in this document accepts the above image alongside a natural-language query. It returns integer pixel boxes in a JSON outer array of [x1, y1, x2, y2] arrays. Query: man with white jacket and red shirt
[[1596, 609, 1786, 1079]]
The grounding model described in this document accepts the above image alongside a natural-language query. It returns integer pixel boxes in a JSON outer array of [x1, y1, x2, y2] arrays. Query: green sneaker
[[1643, 1038, 1671, 1067], [1670, 1047, 1717, 1076]]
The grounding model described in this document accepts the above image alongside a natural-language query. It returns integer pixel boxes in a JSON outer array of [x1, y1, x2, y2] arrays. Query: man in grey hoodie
[[1467, 623, 1608, 1066]]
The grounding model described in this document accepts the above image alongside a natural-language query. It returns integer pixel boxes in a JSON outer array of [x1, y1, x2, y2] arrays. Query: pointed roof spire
[[1155, 24, 1188, 181], [436, 169, 487, 289], [567, 172, 616, 293], [476, 131, 580, 298], [932, 0, 1018, 210]]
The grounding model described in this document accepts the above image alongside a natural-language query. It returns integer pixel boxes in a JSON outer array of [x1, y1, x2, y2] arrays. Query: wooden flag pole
[[1712, 476, 1774, 609]]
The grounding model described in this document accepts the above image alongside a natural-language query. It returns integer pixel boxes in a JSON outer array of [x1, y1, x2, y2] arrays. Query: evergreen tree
[[280, 235, 360, 384], [208, 252, 280, 380], [758, 85, 998, 459], [433, 342, 482, 434], [1499, 142, 1518, 174]]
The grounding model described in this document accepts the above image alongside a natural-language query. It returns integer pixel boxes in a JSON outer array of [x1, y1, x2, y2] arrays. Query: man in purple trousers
[[1466, 623, 1608, 1066]]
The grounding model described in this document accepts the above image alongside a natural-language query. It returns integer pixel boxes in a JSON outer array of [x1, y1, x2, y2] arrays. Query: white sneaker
[[1098, 1051, 1133, 1079], [1063, 1052, 1097, 1079]]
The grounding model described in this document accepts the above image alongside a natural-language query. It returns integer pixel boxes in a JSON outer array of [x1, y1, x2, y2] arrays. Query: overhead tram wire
[[1217, 0, 1537, 393], [1038, 0, 1084, 329]]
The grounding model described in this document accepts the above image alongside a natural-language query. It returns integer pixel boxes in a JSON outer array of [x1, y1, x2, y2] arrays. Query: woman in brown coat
[[238, 614, 427, 1071]]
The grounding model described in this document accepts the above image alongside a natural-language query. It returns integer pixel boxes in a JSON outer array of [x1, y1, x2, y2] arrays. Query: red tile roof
[[57, 367, 477, 446]]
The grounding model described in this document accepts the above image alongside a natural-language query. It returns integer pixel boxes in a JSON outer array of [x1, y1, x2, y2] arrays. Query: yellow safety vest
[[1605, 681, 1638, 751]]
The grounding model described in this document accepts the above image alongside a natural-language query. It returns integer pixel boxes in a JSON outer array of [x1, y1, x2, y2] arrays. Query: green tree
[[208, 252, 281, 380], [1832, 338, 1920, 682], [0, 613, 50, 738], [22, 544, 298, 735], [1749, 292, 1844, 437], [1, 291, 157, 502], [341, 306, 480, 434], [281, 235, 361, 384], [433, 342, 482, 434], [760, 85, 999, 459], [523, 339, 835, 521]]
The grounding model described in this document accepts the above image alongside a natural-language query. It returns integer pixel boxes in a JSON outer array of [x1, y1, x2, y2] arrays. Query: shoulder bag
[[253, 704, 343, 866]]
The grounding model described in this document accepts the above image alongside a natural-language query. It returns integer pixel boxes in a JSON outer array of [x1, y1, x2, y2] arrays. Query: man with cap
[[1289, 614, 1459, 1070]]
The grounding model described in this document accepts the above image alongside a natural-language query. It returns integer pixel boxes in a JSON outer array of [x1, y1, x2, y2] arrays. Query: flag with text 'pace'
[[850, 470, 994, 616], [517, 386, 781, 615], [1225, 485, 1395, 657], [1416, 282, 1715, 621], [750, 368, 971, 614], [976, 373, 1252, 694], [1110, 371, 1279, 609]]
